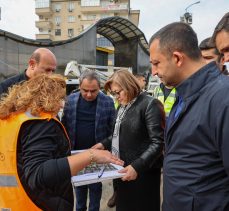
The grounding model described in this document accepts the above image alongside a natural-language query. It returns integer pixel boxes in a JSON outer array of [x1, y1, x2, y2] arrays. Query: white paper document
[[71, 150, 125, 187]]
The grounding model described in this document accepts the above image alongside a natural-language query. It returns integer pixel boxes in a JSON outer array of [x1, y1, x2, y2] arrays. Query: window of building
[[39, 28, 49, 34], [97, 37, 113, 47], [78, 15, 81, 19], [68, 29, 74, 38], [81, 0, 100, 7], [55, 29, 61, 36], [35, 0, 50, 8], [101, 14, 110, 19], [55, 16, 61, 25], [101, 0, 109, 7], [68, 16, 76, 23], [68, 2, 75, 12], [39, 15, 44, 19], [54, 3, 61, 12], [86, 14, 96, 20]]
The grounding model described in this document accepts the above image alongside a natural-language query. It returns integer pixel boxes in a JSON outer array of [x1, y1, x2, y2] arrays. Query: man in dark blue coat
[[62, 69, 115, 211], [149, 22, 229, 211]]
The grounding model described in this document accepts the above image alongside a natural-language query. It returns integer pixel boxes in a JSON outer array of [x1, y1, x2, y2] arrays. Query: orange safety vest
[[0, 112, 71, 210]]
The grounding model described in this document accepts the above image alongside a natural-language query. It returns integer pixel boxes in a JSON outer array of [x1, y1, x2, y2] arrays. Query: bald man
[[0, 48, 57, 96]]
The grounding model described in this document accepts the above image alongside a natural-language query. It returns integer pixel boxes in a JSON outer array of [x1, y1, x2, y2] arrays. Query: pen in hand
[[98, 165, 106, 178]]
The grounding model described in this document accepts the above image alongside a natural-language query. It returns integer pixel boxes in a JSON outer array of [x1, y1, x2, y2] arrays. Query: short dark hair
[[199, 37, 214, 50], [79, 69, 100, 87], [149, 22, 202, 60], [199, 37, 220, 55], [211, 12, 229, 45]]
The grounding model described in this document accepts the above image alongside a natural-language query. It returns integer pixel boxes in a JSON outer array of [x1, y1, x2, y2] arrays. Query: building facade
[[35, 0, 140, 41]]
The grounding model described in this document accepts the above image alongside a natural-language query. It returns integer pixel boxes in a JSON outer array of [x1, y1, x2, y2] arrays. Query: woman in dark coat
[[93, 70, 165, 211]]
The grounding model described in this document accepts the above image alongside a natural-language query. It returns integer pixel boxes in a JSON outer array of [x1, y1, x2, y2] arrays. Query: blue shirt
[[75, 95, 97, 150]]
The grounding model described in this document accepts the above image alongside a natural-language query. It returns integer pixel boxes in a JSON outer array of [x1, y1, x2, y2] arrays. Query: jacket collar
[[176, 62, 220, 100]]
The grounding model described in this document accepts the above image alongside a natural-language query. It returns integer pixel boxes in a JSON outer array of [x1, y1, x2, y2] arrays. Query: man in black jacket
[[0, 48, 57, 96], [212, 12, 229, 64], [150, 22, 229, 211]]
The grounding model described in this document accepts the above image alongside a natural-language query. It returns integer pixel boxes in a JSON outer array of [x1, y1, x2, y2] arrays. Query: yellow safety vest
[[153, 86, 176, 117], [114, 100, 119, 110], [0, 112, 70, 210]]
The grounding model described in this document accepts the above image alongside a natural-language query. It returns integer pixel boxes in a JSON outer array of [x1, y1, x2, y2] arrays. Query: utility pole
[[180, 1, 200, 25]]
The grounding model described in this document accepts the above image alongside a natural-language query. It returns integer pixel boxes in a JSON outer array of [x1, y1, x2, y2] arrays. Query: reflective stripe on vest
[[154, 87, 176, 117], [0, 175, 18, 187], [0, 112, 70, 210]]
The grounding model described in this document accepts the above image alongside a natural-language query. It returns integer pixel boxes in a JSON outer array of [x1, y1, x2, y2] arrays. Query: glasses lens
[[111, 90, 122, 97]]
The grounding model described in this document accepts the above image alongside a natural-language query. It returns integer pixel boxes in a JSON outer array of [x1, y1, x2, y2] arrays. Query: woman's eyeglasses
[[110, 89, 123, 98]]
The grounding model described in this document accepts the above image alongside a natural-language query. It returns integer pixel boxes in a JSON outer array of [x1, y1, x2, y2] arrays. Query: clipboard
[[71, 150, 124, 187]]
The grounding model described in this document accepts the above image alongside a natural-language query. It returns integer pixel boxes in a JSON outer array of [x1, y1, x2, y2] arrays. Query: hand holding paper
[[119, 165, 137, 181], [71, 150, 125, 186]]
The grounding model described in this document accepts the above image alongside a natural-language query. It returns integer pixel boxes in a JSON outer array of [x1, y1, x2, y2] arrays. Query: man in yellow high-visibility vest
[[153, 83, 176, 121]]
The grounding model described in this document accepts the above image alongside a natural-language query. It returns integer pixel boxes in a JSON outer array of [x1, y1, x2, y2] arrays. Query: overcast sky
[[0, 0, 228, 43]]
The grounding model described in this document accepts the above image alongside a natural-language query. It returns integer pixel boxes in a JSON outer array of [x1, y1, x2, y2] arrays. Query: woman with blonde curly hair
[[0, 74, 123, 211]]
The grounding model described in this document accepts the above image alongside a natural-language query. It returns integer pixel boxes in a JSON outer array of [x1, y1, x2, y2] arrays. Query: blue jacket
[[62, 91, 115, 149], [163, 62, 229, 211], [0, 71, 27, 96]]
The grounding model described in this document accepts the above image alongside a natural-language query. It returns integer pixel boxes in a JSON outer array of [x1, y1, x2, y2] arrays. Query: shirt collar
[[176, 62, 220, 100]]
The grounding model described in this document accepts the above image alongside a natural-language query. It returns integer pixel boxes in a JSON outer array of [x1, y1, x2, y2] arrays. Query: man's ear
[[172, 51, 184, 67], [29, 59, 36, 69]]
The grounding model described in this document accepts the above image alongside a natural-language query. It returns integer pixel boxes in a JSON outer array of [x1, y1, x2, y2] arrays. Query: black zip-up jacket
[[102, 93, 165, 173], [0, 71, 27, 96]]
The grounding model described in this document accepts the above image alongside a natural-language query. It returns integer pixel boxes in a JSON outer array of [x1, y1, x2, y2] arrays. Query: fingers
[[122, 174, 135, 181], [93, 149, 124, 166], [121, 166, 131, 181], [91, 144, 98, 149], [122, 174, 131, 181], [118, 167, 127, 173], [121, 165, 137, 181], [109, 154, 124, 166], [115, 159, 124, 166], [91, 143, 104, 150]]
